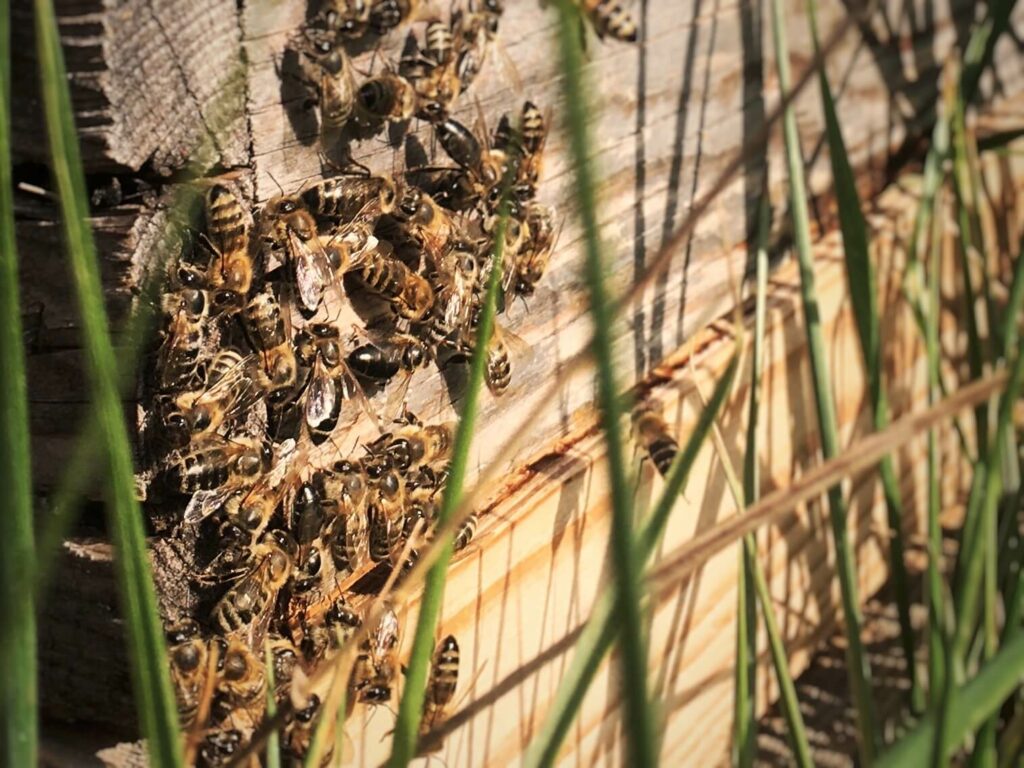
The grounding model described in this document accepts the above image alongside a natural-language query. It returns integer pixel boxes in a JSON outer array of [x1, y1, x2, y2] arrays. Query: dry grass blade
[[646, 371, 1010, 601]]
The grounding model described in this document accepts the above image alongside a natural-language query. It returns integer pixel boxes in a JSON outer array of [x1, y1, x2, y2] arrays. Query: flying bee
[[261, 194, 337, 313], [301, 172, 399, 224], [368, 0, 423, 35], [476, 320, 528, 396], [514, 202, 559, 296], [203, 183, 254, 295], [353, 246, 436, 322], [167, 620, 212, 729], [351, 608, 399, 704], [161, 350, 261, 447], [580, 0, 639, 42], [294, 322, 380, 442], [169, 436, 273, 523], [632, 400, 678, 477], [242, 284, 298, 399], [211, 639, 267, 730], [300, 33, 358, 133], [422, 634, 459, 730], [354, 72, 417, 126], [211, 530, 297, 646], [453, 511, 478, 551]]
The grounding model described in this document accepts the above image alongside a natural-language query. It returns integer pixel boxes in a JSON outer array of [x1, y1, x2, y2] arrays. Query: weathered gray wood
[[12, 0, 249, 173]]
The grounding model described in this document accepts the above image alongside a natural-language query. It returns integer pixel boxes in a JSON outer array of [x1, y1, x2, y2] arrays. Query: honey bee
[[367, 469, 405, 562], [242, 284, 298, 399], [161, 350, 261, 447], [632, 400, 678, 476], [421, 634, 459, 730], [368, 416, 455, 472], [400, 21, 461, 120], [300, 34, 358, 133], [352, 245, 436, 322], [393, 186, 462, 260], [170, 436, 273, 523], [261, 194, 339, 313], [514, 100, 547, 200], [452, 0, 506, 88], [580, 0, 638, 42], [203, 184, 254, 295], [197, 728, 243, 768], [354, 72, 418, 125], [453, 512, 478, 552], [157, 285, 242, 392], [368, 0, 423, 35], [300, 595, 362, 661], [350, 607, 399, 704], [211, 530, 297, 645], [315, 0, 371, 38], [480, 321, 528, 396], [294, 322, 380, 442], [301, 172, 399, 224], [347, 331, 431, 384], [418, 239, 481, 348], [211, 639, 267, 730], [434, 117, 513, 214], [167, 620, 211, 728], [325, 465, 371, 577], [514, 202, 559, 296], [284, 694, 333, 765], [266, 634, 300, 702]]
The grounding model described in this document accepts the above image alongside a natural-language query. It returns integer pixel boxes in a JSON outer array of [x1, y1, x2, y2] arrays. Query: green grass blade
[[878, 629, 1024, 768], [806, 0, 920, 711], [959, 0, 1017, 106], [32, 0, 182, 764], [734, 193, 769, 768], [0, 0, 38, 758], [547, 3, 654, 765], [769, 0, 878, 758], [525, 352, 740, 768], [739, 192, 813, 767], [386, 212, 507, 767]]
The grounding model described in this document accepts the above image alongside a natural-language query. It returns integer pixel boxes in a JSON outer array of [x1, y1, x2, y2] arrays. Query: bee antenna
[[266, 170, 286, 198]]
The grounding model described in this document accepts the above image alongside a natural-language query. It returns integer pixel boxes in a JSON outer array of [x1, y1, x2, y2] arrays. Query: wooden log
[[11, 0, 249, 174]]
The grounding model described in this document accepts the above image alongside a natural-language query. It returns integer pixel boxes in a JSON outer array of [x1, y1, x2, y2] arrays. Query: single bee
[[353, 245, 436, 322], [367, 469, 405, 562], [300, 595, 362, 662], [418, 240, 482, 348], [211, 530, 297, 646], [294, 322, 380, 442], [350, 608, 399, 704], [266, 634, 301, 702], [289, 476, 327, 555], [284, 694, 333, 765], [354, 72, 418, 125], [514, 202, 559, 296], [301, 172, 399, 224], [167, 620, 211, 729], [161, 350, 261, 447], [242, 283, 298, 398], [157, 285, 242, 392], [514, 100, 547, 200], [632, 400, 678, 476], [453, 511, 478, 552], [300, 34, 358, 133], [169, 436, 273, 523], [315, 0, 371, 38], [422, 634, 459, 730], [480, 321, 528, 396], [580, 0, 638, 42], [368, 416, 455, 473], [393, 186, 463, 261], [197, 728, 243, 768], [211, 639, 267, 730], [202, 183, 254, 295], [368, 0, 423, 35], [400, 21, 461, 120], [326, 483, 370, 577], [261, 194, 339, 314], [452, 0, 506, 88], [434, 117, 512, 214], [347, 329, 431, 418]]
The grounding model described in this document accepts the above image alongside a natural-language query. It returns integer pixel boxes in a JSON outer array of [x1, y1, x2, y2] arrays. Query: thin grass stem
[[33, 0, 182, 761]]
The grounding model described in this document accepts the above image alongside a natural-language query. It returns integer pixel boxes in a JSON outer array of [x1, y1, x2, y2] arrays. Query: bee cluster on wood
[[137, 1, 637, 765]]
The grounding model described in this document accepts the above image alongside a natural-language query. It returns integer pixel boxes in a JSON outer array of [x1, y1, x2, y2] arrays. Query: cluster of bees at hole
[[143, 1, 638, 765]]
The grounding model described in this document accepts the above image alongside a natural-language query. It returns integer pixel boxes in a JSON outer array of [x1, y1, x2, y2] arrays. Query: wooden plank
[[11, 0, 248, 173]]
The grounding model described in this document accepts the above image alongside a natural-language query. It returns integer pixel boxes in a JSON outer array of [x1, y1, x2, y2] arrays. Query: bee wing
[[195, 354, 260, 410], [372, 608, 400, 659], [290, 230, 334, 312], [305, 355, 338, 428], [495, 324, 530, 357], [382, 369, 414, 425], [337, 359, 383, 433], [184, 487, 236, 524], [265, 438, 300, 486]]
